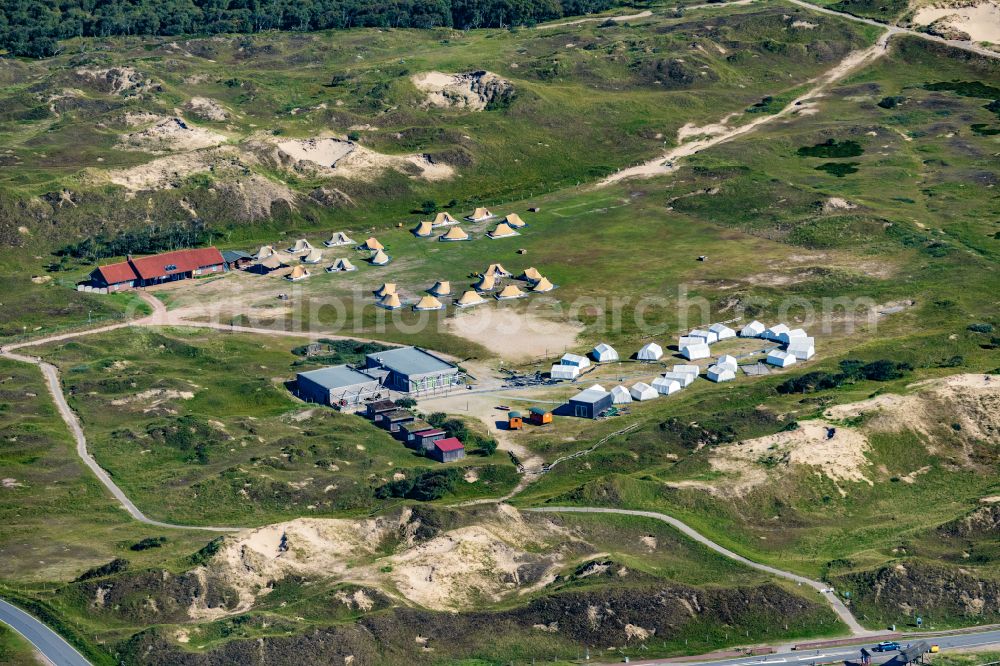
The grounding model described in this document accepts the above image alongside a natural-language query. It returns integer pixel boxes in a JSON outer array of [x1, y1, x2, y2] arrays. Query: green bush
[[797, 139, 864, 158], [75, 558, 129, 582]]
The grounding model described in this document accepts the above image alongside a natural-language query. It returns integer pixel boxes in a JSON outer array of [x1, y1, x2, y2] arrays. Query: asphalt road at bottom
[[0, 599, 91, 666], [638, 630, 1000, 666]]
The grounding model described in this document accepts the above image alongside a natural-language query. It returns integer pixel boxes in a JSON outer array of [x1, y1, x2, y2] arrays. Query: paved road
[[0, 599, 91, 666], [631, 629, 1000, 666], [529, 507, 872, 635]]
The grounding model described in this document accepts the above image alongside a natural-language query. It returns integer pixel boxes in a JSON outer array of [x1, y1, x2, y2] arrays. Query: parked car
[[873, 642, 901, 653]]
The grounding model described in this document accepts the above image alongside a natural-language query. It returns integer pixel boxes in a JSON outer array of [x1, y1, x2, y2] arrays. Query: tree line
[[1, 0, 626, 57]]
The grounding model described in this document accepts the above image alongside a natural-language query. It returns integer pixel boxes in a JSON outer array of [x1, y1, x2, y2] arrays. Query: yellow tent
[[474, 273, 495, 291], [361, 237, 384, 251], [496, 284, 524, 300], [429, 281, 451, 296], [379, 293, 402, 310], [413, 295, 444, 311], [432, 212, 458, 227], [456, 290, 486, 307], [332, 258, 356, 272], [440, 226, 469, 242], [532, 277, 554, 292], [370, 249, 390, 265], [375, 283, 396, 297], [468, 207, 492, 221], [286, 265, 310, 281], [255, 245, 275, 260], [413, 221, 433, 237], [484, 263, 510, 278], [504, 213, 526, 228], [488, 222, 517, 239], [521, 267, 542, 282]]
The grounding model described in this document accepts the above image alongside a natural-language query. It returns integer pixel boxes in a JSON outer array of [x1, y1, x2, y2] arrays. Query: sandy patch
[[791, 19, 818, 28], [823, 196, 857, 212], [538, 9, 652, 28], [444, 307, 583, 362], [273, 136, 453, 181], [824, 373, 1000, 450], [2, 478, 24, 489], [74, 66, 151, 94], [118, 117, 227, 152], [677, 113, 741, 142], [202, 506, 579, 615], [702, 420, 872, 497], [110, 387, 195, 408], [912, 2, 1000, 43], [411, 71, 512, 111], [186, 96, 229, 121]]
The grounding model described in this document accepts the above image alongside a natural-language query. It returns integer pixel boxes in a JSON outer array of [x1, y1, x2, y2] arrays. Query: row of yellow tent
[[371, 263, 555, 310], [413, 213, 527, 241]]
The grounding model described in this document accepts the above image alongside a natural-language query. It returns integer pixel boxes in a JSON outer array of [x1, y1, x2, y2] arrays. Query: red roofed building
[[90, 247, 226, 292], [430, 437, 465, 463]]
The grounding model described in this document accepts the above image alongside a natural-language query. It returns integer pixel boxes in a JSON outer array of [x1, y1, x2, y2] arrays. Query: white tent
[[716, 355, 739, 372], [587, 384, 606, 393], [637, 342, 663, 361], [610, 385, 633, 404], [629, 382, 658, 401], [740, 320, 766, 338], [652, 376, 682, 395], [707, 365, 736, 382], [787, 337, 816, 360], [778, 328, 808, 345], [764, 324, 790, 341], [766, 349, 798, 367], [678, 336, 703, 347], [662, 371, 695, 387], [302, 249, 323, 264], [324, 232, 354, 247], [689, 329, 718, 344], [561, 353, 591, 368], [550, 364, 580, 380], [709, 323, 736, 340], [591, 343, 619, 363], [681, 343, 711, 360], [673, 364, 700, 381], [255, 245, 275, 261]]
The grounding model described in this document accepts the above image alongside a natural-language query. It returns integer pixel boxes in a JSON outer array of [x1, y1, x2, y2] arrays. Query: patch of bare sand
[[74, 66, 152, 94], [823, 196, 857, 212], [912, 2, 1000, 43], [676, 113, 741, 142], [411, 71, 512, 110], [272, 136, 453, 181], [445, 307, 583, 362], [186, 96, 229, 121], [824, 373, 1000, 448], [697, 420, 872, 497], [203, 506, 578, 615], [118, 117, 227, 152], [110, 387, 195, 407]]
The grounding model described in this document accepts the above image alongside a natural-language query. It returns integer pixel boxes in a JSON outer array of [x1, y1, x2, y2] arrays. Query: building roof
[[414, 428, 446, 438], [368, 400, 396, 411], [298, 365, 378, 390], [435, 437, 464, 452], [129, 247, 224, 280], [570, 386, 610, 404], [222, 249, 253, 263], [509, 411, 522, 418], [528, 407, 550, 415], [366, 346, 455, 377], [95, 261, 138, 285], [383, 408, 415, 421]]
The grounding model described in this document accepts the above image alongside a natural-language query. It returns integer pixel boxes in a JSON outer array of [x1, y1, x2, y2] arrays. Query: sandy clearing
[[444, 307, 583, 362], [411, 71, 512, 111], [274, 136, 453, 181], [109, 387, 195, 407], [599, 30, 894, 186], [912, 2, 1000, 43], [202, 506, 581, 614], [186, 96, 229, 121], [703, 420, 872, 497], [118, 117, 227, 152]]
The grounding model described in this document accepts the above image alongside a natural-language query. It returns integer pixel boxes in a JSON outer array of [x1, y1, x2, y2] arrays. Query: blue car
[[873, 642, 901, 653]]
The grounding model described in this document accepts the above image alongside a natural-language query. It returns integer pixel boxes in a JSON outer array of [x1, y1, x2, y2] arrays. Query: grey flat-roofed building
[[568, 387, 613, 419], [365, 346, 462, 394], [297, 365, 381, 407]]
